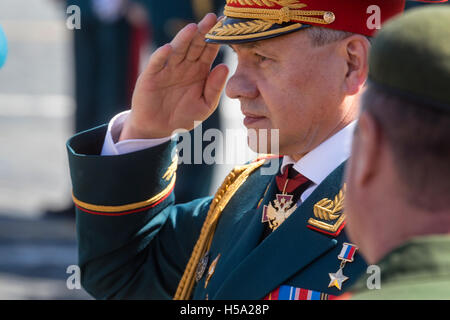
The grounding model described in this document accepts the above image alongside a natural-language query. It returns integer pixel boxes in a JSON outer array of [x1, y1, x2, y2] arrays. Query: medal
[[261, 171, 300, 231], [204, 254, 221, 288], [328, 242, 358, 290], [262, 194, 297, 230], [195, 251, 209, 282]]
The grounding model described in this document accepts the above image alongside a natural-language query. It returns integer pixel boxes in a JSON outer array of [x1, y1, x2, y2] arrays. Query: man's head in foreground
[[205, 0, 412, 159], [345, 6, 450, 264]]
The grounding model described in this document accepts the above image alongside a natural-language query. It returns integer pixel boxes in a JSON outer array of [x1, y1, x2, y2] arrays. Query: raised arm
[[120, 13, 229, 140]]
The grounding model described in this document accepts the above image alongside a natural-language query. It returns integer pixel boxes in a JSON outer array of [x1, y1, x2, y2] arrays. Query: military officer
[[67, 0, 435, 300], [343, 5, 450, 300]]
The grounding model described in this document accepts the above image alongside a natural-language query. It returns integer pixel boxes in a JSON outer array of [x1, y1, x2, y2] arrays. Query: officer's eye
[[254, 53, 269, 63]]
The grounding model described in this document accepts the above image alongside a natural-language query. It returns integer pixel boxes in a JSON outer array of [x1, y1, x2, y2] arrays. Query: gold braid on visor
[[206, 0, 335, 40]]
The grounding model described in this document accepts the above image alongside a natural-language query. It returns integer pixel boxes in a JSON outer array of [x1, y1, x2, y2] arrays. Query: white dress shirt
[[101, 110, 173, 155], [280, 121, 356, 203], [101, 110, 356, 203]]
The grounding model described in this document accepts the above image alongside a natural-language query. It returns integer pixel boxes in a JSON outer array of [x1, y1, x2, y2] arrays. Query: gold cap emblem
[[323, 12, 336, 24]]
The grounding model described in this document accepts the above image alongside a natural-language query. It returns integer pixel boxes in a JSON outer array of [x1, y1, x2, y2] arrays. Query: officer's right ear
[[341, 34, 370, 96]]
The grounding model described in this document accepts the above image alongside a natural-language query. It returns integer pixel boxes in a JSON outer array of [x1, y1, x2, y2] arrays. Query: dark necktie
[[276, 164, 310, 194]]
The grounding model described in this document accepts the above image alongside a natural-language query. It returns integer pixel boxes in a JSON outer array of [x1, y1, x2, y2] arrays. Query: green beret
[[369, 6, 450, 111]]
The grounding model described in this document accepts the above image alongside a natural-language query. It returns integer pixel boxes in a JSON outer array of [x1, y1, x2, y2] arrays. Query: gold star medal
[[328, 268, 349, 291], [328, 242, 358, 291]]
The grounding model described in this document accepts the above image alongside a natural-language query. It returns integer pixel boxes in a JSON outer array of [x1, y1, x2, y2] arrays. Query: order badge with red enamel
[[262, 194, 297, 231]]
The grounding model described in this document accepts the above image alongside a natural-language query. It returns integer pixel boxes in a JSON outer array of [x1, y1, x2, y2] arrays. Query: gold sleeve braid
[[173, 158, 267, 300]]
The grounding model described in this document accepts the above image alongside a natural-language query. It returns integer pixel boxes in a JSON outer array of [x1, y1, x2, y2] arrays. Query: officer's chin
[[246, 129, 280, 155]]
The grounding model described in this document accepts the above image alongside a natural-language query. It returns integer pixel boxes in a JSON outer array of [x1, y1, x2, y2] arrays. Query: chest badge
[[307, 184, 346, 237], [328, 242, 358, 291], [204, 254, 221, 289], [195, 251, 209, 283], [262, 194, 297, 231]]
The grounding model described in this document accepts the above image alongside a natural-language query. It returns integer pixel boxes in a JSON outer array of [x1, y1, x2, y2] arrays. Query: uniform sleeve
[[67, 125, 212, 299], [100, 110, 173, 156]]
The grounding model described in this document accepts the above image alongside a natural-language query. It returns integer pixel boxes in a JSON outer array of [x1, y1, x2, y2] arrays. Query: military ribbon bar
[[338, 242, 358, 262], [264, 285, 335, 300]]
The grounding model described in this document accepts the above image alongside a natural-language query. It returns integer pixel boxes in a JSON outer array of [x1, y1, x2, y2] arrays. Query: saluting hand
[[120, 13, 229, 141]]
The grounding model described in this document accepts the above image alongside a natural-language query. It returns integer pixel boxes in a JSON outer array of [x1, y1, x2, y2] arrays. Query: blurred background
[[0, 0, 253, 300], [0, 0, 87, 299]]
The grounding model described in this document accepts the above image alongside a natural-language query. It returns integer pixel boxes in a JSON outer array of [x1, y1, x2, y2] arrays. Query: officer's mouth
[[242, 111, 267, 127]]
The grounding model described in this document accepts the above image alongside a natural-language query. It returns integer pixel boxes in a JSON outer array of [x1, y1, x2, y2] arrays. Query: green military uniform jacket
[[67, 125, 367, 300], [349, 235, 450, 300]]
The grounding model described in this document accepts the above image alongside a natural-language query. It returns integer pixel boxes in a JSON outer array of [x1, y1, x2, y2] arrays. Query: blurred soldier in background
[[68, 0, 135, 133], [45, 0, 139, 217]]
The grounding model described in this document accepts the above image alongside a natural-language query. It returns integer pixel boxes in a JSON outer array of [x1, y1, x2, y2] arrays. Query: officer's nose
[[225, 65, 259, 100]]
